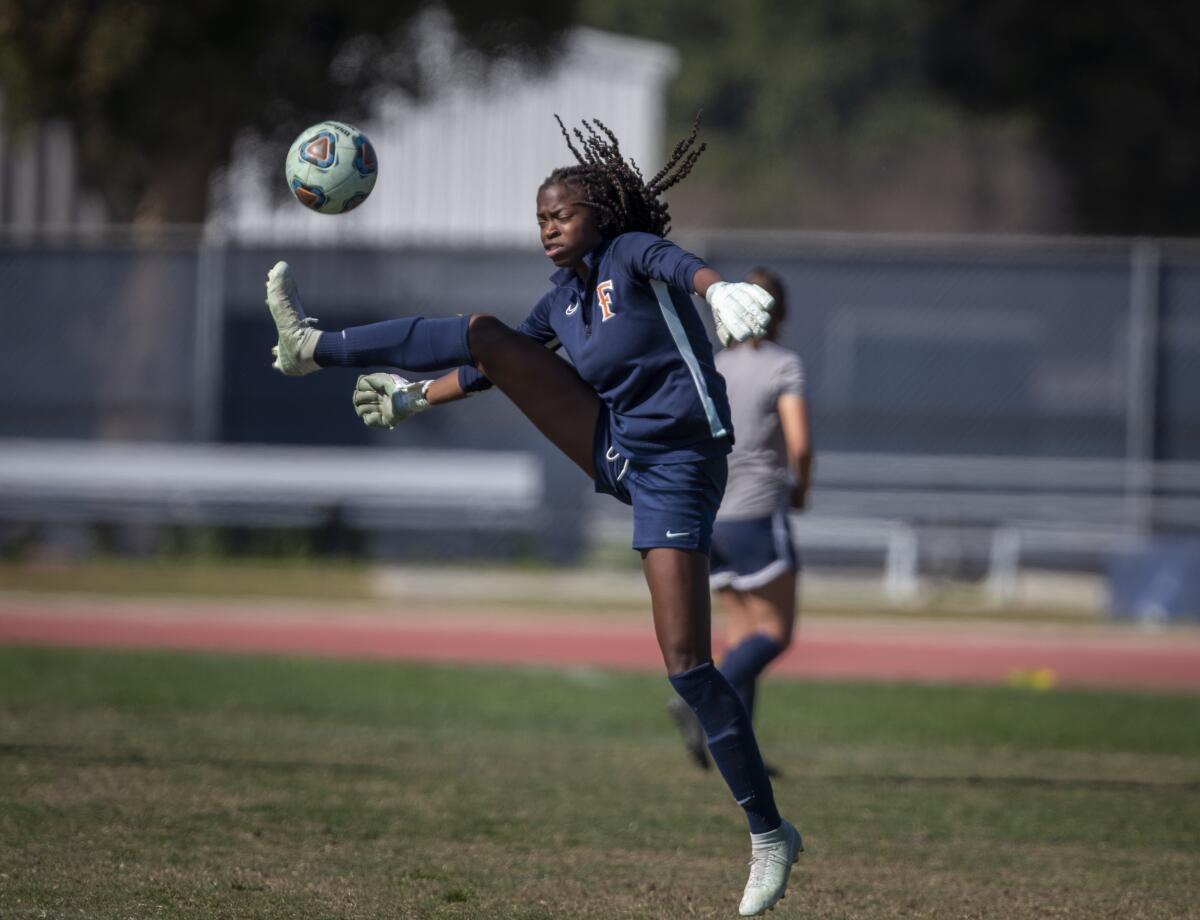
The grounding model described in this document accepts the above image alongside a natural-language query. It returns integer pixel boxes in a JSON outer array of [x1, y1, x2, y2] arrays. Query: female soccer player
[[264, 117, 801, 915], [668, 269, 812, 774]]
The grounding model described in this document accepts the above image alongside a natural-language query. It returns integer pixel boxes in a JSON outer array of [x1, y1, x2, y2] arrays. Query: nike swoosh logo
[[565, 302, 579, 316], [666, 530, 690, 539]]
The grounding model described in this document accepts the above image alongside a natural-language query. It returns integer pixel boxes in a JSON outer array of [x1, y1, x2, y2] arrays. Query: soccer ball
[[285, 120, 378, 214]]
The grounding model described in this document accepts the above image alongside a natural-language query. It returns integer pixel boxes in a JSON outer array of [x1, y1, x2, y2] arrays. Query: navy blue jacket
[[459, 232, 733, 462]]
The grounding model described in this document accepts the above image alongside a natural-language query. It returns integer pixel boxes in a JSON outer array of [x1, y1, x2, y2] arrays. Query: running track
[[2, 595, 1198, 692]]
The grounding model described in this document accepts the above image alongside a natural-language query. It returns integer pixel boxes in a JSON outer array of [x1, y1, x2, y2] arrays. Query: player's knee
[[466, 313, 508, 359]]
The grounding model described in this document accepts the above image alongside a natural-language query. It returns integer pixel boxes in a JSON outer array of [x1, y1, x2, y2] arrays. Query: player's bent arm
[[778, 393, 813, 510], [352, 373, 430, 429], [352, 369, 474, 430]]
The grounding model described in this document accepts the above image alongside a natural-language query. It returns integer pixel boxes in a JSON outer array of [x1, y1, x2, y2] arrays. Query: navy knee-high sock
[[719, 634, 784, 720], [668, 662, 781, 834], [314, 315, 473, 371]]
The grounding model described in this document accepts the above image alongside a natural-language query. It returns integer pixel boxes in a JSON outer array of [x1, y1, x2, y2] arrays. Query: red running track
[[1, 597, 1198, 692]]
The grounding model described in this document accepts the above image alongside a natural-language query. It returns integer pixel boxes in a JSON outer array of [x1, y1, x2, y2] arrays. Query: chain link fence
[[3, 228, 1198, 566], [699, 232, 1199, 463]]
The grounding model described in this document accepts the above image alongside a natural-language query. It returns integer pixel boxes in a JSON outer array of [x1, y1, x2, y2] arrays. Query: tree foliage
[[3, 0, 1194, 233], [0, 0, 574, 222], [577, 0, 1028, 231], [579, 0, 1200, 234], [925, 0, 1200, 235]]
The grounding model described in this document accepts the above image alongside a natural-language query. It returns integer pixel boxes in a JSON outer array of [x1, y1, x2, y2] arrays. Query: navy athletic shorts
[[709, 509, 799, 591], [592, 406, 727, 555]]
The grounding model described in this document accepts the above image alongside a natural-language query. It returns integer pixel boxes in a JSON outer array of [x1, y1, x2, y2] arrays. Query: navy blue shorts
[[593, 407, 727, 554], [709, 509, 799, 591]]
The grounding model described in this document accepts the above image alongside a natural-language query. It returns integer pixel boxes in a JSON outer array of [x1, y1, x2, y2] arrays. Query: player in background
[[264, 116, 802, 916], [668, 269, 812, 774]]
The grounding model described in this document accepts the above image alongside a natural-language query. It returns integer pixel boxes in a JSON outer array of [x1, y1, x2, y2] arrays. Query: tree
[[576, 0, 1200, 235], [0, 0, 574, 223], [925, 0, 1200, 235], [576, 0, 1052, 233]]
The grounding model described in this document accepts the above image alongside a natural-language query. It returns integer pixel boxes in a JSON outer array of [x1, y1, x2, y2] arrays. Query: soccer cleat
[[739, 819, 802, 916], [666, 695, 710, 770], [265, 260, 321, 375]]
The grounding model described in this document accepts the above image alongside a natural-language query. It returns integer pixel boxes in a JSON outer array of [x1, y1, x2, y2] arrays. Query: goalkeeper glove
[[706, 281, 773, 344], [713, 318, 734, 348], [352, 373, 432, 429]]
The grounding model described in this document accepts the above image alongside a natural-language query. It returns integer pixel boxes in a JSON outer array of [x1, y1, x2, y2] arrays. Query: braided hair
[[541, 114, 705, 239]]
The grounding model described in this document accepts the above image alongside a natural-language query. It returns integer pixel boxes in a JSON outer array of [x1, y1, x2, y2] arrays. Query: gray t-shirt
[[716, 340, 806, 520]]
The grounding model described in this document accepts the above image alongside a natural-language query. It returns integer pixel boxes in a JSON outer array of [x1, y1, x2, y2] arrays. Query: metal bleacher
[[804, 452, 1200, 601], [588, 451, 1200, 601], [0, 439, 545, 534], [3, 439, 1199, 604]]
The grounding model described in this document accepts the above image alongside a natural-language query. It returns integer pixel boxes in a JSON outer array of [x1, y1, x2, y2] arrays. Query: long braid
[[542, 113, 706, 238]]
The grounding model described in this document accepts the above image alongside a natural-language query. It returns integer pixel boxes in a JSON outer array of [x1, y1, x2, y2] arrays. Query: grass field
[[2, 647, 1198, 919]]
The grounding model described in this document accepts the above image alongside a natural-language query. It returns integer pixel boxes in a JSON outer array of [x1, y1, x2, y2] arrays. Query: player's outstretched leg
[[265, 261, 476, 377], [266, 261, 322, 375], [264, 264, 601, 483]]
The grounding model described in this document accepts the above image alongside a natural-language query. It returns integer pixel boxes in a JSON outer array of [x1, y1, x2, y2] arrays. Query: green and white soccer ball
[[285, 120, 378, 214]]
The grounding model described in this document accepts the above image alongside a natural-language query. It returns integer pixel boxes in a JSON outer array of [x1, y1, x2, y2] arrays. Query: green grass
[[0, 559, 378, 601], [1, 647, 1197, 919]]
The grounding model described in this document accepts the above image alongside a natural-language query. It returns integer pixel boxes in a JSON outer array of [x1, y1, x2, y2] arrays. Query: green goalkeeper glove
[[352, 373, 432, 429]]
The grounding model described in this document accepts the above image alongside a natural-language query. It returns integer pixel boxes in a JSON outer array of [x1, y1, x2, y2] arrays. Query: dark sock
[[668, 662, 781, 834], [719, 634, 784, 720], [314, 315, 473, 370]]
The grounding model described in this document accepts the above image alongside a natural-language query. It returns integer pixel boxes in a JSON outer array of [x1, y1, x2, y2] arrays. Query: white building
[[212, 28, 680, 247], [0, 28, 678, 241]]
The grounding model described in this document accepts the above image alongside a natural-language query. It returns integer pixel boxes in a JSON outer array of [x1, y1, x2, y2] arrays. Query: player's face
[[537, 183, 602, 270]]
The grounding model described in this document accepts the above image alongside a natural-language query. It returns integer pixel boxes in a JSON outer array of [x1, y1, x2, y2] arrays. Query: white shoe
[[266, 261, 321, 375], [739, 819, 802, 916]]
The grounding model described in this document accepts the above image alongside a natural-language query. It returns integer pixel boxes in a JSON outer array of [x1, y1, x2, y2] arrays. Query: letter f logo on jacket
[[596, 279, 617, 321]]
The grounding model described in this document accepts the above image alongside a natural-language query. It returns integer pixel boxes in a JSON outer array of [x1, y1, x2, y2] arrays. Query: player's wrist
[[694, 267, 723, 300], [389, 378, 433, 419], [413, 379, 433, 412]]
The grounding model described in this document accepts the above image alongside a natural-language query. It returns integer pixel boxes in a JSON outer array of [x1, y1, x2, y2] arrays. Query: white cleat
[[739, 819, 802, 916], [265, 260, 321, 375]]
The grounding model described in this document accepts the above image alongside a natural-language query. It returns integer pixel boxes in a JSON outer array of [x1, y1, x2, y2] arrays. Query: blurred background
[[2, 0, 1199, 622]]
